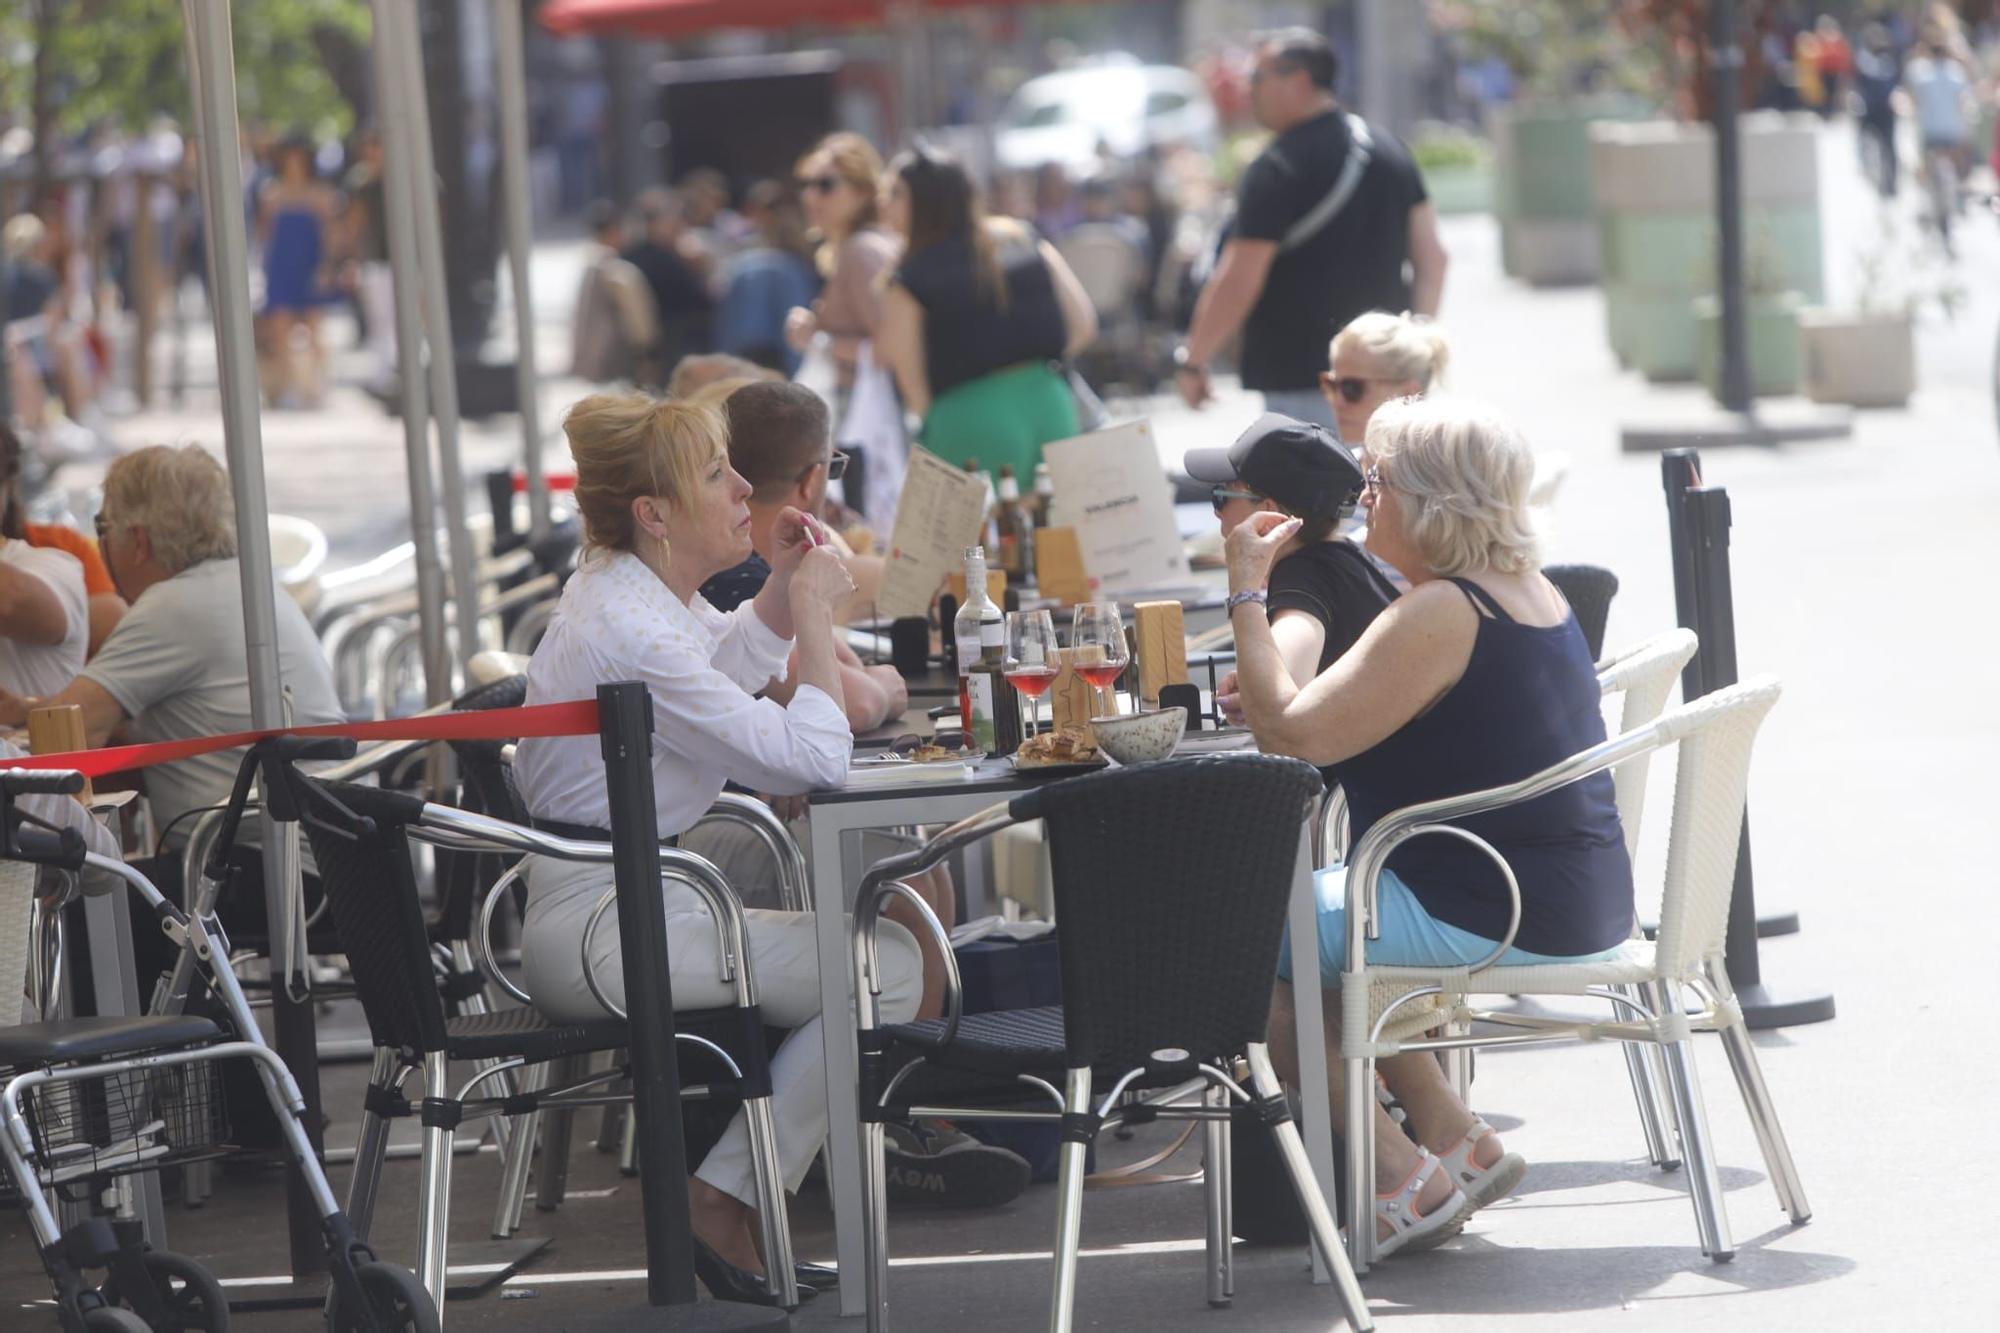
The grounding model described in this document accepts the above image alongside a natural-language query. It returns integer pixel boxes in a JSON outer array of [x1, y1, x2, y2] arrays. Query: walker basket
[[12, 1060, 230, 1200]]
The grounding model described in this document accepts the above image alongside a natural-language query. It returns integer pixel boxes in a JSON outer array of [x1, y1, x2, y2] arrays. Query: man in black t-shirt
[[1184, 413, 1397, 757], [1176, 28, 1448, 434]]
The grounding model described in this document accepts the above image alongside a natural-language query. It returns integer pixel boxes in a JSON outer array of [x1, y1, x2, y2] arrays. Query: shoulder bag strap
[[1279, 114, 1374, 254]]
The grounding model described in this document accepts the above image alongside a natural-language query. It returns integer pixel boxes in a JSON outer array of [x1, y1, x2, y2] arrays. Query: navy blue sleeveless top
[[1340, 578, 1633, 955]]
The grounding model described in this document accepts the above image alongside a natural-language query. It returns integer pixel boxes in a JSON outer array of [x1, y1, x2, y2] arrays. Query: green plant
[[1432, 0, 1671, 105], [1409, 123, 1490, 173]]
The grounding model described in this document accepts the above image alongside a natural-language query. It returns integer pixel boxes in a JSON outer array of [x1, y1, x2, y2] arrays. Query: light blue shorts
[[1276, 865, 1629, 987]]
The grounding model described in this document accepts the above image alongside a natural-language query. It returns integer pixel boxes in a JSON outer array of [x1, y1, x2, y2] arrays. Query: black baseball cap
[[1182, 413, 1364, 523]]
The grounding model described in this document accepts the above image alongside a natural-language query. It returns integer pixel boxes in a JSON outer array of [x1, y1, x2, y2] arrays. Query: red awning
[[539, 0, 890, 38], [538, 0, 1059, 38]]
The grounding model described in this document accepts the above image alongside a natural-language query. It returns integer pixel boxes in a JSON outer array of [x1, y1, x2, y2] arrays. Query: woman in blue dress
[[256, 137, 335, 407]]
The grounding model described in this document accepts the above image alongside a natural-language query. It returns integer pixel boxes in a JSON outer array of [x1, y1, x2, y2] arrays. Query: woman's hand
[[791, 545, 856, 612], [767, 506, 826, 584], [1214, 669, 1245, 727], [1224, 510, 1302, 595], [784, 307, 818, 352]]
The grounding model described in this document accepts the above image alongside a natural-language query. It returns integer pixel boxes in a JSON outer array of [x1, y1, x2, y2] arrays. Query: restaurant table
[[802, 742, 1342, 1315]]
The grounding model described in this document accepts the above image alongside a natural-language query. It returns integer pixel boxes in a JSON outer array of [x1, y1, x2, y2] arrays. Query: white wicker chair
[[1336, 676, 1809, 1271]]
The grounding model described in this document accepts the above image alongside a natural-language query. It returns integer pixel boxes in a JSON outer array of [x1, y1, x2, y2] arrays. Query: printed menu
[[1043, 420, 1188, 596], [876, 446, 993, 618]]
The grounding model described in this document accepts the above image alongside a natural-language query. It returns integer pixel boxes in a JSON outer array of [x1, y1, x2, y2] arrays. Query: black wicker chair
[[275, 772, 802, 1310], [1544, 563, 1620, 662], [851, 753, 1373, 1332]]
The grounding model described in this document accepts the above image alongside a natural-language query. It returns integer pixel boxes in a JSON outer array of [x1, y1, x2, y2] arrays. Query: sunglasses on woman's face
[[1210, 486, 1263, 514], [800, 175, 843, 195], [1320, 373, 1390, 405]]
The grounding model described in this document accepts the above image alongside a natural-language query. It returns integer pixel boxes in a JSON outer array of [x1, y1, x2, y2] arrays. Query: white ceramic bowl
[[1088, 708, 1187, 766]]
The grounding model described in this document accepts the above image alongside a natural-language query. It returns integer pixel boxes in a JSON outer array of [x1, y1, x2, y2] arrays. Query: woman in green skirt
[[876, 146, 1098, 481]]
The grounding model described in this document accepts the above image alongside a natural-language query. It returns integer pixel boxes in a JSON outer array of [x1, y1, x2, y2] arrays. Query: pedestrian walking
[[1175, 27, 1447, 438]]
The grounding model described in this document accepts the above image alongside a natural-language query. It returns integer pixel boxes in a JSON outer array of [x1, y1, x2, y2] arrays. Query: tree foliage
[[2, 0, 371, 137], [1430, 0, 1672, 106]]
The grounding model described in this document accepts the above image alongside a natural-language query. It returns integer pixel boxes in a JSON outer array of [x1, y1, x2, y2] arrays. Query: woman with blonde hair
[[784, 132, 899, 385], [1320, 310, 1449, 448], [514, 393, 923, 1305], [1227, 396, 1631, 1257]]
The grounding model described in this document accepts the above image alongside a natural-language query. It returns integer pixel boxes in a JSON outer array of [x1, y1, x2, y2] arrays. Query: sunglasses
[[1210, 485, 1263, 514], [1364, 464, 1389, 494], [799, 174, 843, 195], [803, 449, 849, 483], [1319, 373, 1391, 405], [93, 513, 113, 544]]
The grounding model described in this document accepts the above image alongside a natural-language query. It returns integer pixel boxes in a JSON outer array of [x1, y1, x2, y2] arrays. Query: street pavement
[[8, 117, 1997, 1329]]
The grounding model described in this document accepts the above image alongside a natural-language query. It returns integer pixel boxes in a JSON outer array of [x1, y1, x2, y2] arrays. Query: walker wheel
[[101, 1249, 229, 1332], [328, 1260, 439, 1333], [80, 1307, 151, 1332]]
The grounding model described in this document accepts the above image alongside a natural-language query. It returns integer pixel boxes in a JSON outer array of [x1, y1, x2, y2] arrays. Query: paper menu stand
[[1047, 647, 1102, 737], [1134, 601, 1190, 708], [1041, 420, 1188, 597], [877, 446, 993, 619], [28, 704, 91, 804], [1034, 527, 1093, 607]]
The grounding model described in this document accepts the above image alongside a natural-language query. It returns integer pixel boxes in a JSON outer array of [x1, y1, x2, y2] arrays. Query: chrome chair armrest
[[580, 847, 754, 1020], [685, 793, 812, 911], [850, 800, 1020, 1050], [1339, 721, 1668, 979], [473, 865, 533, 1005]]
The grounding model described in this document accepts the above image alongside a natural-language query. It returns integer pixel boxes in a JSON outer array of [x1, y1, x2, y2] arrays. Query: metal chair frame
[[1334, 678, 1809, 1274], [849, 783, 1374, 1333]]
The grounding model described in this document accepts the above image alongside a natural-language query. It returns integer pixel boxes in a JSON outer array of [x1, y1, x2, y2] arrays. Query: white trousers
[[519, 854, 923, 1208]]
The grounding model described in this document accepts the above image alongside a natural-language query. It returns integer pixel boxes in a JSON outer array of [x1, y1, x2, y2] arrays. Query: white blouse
[[515, 550, 850, 838]]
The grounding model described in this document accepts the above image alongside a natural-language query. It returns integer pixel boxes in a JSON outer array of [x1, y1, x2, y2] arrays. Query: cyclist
[[1903, 16, 1977, 252]]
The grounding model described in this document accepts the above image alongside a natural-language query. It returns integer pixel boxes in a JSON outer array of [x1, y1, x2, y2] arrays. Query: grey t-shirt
[[81, 557, 344, 845]]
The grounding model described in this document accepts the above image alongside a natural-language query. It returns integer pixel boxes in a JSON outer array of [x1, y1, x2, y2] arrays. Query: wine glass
[[1070, 601, 1129, 719], [1004, 610, 1059, 741]]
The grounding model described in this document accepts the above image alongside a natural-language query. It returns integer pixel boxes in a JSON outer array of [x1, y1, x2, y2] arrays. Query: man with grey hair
[[0, 444, 343, 848]]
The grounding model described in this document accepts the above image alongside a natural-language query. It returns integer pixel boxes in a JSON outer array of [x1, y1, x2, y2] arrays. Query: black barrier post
[[1662, 452, 1800, 941], [1678, 489, 1835, 1030], [576, 681, 788, 1330]]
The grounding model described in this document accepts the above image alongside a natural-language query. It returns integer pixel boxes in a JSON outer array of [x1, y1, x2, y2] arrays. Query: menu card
[[877, 447, 993, 619], [1042, 420, 1188, 597]]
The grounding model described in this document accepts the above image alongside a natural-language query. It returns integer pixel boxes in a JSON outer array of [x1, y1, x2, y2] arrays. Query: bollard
[[1661, 470, 1835, 1029], [1661, 450, 1799, 940]]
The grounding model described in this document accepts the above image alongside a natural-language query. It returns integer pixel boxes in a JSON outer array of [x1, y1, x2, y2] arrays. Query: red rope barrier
[[0, 699, 602, 781]]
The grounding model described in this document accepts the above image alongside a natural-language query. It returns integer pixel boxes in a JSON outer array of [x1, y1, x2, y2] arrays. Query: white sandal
[[1438, 1118, 1527, 1213], [1372, 1148, 1467, 1259]]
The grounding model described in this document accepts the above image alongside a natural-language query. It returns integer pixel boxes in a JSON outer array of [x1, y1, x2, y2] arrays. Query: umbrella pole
[[383, 0, 483, 672], [371, 0, 452, 708], [493, 0, 550, 542], [180, 0, 326, 1277]]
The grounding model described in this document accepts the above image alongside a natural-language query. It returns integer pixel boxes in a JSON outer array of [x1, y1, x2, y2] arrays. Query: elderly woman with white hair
[[1226, 395, 1633, 1258]]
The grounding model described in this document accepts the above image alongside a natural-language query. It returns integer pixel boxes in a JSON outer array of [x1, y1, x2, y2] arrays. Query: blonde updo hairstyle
[[1329, 311, 1450, 393], [565, 393, 729, 557], [1364, 396, 1540, 577]]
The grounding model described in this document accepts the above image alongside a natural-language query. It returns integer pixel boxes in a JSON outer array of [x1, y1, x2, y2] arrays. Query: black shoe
[[795, 1261, 837, 1285], [883, 1122, 1032, 1210], [689, 1237, 816, 1307]]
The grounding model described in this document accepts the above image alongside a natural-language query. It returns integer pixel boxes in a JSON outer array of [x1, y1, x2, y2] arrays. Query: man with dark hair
[[690, 382, 1029, 1211], [1176, 26, 1448, 433], [622, 187, 714, 367], [697, 380, 904, 732]]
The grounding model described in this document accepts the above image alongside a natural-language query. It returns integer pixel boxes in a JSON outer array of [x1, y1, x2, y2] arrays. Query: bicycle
[[0, 753, 438, 1332]]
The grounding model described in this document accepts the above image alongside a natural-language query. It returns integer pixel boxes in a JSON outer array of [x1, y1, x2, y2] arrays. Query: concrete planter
[[1593, 115, 1824, 383], [1490, 100, 1641, 285], [1421, 161, 1494, 215], [1798, 307, 1915, 407], [1694, 292, 1804, 399]]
